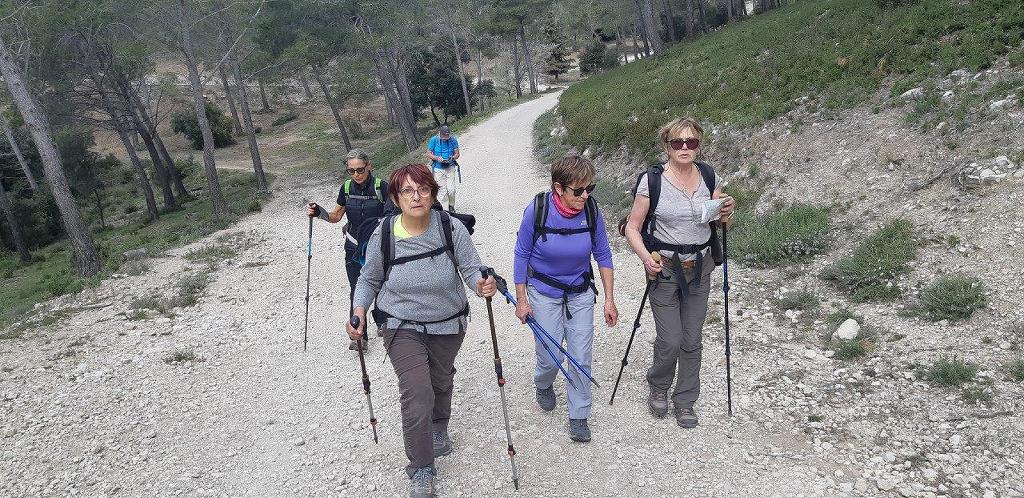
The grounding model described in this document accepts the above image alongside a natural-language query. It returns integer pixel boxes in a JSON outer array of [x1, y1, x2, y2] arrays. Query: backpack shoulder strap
[[438, 211, 459, 270], [380, 215, 394, 280], [645, 164, 664, 233], [584, 196, 598, 247], [373, 177, 384, 202], [695, 161, 717, 193], [532, 191, 549, 243], [343, 179, 352, 196]]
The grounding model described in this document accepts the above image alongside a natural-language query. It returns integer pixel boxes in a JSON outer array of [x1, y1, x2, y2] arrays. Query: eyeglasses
[[346, 166, 367, 175], [563, 183, 596, 197], [399, 186, 432, 199], [668, 138, 700, 151]]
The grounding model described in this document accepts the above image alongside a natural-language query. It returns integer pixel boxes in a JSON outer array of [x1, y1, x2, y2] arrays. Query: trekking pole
[[303, 215, 313, 351], [490, 270, 579, 391], [490, 270, 596, 389], [609, 252, 660, 405], [481, 268, 520, 490], [722, 223, 733, 417], [350, 315, 379, 443]]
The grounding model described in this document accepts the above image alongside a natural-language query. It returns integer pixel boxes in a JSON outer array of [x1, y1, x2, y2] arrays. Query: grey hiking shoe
[[409, 467, 435, 498], [568, 418, 591, 442], [673, 403, 699, 429], [648, 388, 668, 418], [536, 386, 556, 412], [432, 427, 452, 457]]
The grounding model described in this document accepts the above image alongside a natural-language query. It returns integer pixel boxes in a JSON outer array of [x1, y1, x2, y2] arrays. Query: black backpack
[[619, 161, 724, 266], [532, 191, 598, 246], [378, 205, 475, 281]]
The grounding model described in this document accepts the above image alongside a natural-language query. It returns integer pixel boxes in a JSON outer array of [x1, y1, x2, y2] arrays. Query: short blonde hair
[[658, 117, 704, 145], [550, 155, 595, 187]]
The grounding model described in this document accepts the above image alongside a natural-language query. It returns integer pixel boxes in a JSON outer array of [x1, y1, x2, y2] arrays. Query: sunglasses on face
[[562, 183, 596, 197], [668, 138, 700, 151], [346, 166, 367, 175]]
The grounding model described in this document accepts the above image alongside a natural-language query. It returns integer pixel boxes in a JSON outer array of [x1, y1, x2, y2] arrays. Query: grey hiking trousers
[[646, 259, 714, 408], [383, 328, 466, 477]]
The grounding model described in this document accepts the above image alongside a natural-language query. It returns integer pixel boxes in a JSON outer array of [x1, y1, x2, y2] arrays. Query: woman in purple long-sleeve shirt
[[513, 155, 619, 443]]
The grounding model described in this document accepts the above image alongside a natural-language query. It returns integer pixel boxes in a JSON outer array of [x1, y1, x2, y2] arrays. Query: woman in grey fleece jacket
[[347, 164, 495, 498]]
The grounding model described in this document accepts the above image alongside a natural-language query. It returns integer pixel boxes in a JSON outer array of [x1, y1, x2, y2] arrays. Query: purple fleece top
[[513, 194, 614, 299]]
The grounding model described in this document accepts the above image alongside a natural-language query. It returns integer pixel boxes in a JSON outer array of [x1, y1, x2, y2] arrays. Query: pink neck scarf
[[552, 191, 582, 218]]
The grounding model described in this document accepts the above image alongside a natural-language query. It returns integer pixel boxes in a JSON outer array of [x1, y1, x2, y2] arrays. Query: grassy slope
[[558, 0, 1024, 160]]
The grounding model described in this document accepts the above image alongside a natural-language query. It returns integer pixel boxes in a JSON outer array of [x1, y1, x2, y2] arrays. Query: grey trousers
[[383, 328, 466, 476], [646, 259, 714, 408]]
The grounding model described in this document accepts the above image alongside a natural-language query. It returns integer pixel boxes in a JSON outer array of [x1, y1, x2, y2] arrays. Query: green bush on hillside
[[171, 102, 236, 150], [559, 0, 1024, 157]]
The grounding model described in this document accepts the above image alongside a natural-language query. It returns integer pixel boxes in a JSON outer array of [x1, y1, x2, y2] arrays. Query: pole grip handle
[[350, 315, 360, 328]]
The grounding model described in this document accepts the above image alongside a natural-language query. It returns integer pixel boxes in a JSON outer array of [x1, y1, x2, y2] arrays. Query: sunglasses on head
[[668, 138, 700, 151], [562, 183, 596, 197], [346, 166, 367, 175]]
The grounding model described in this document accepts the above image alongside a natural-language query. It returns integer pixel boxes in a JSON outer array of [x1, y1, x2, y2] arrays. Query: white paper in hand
[[700, 198, 726, 224]]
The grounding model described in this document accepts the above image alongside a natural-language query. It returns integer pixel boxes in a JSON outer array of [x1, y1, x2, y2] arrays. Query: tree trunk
[[0, 176, 31, 262], [518, 24, 538, 94], [257, 80, 271, 112], [664, 0, 679, 43], [311, 64, 353, 152], [134, 120, 176, 210], [299, 75, 313, 98], [232, 60, 268, 191], [379, 71, 397, 127], [639, 0, 664, 55], [127, 85, 189, 198], [179, 0, 230, 218], [686, 0, 695, 39], [219, 65, 243, 135], [449, 30, 472, 117], [511, 38, 523, 99], [0, 34, 101, 276], [113, 114, 159, 221], [391, 51, 419, 144], [0, 114, 37, 190], [696, 0, 708, 33], [372, 49, 417, 151]]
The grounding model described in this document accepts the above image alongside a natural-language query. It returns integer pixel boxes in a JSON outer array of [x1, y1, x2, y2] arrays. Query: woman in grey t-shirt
[[622, 117, 734, 430]]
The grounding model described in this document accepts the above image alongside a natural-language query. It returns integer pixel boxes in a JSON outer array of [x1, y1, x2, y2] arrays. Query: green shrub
[[827, 308, 863, 327], [926, 357, 978, 387], [1006, 359, 1024, 382], [776, 288, 820, 311], [171, 102, 236, 150], [961, 385, 993, 405], [579, 40, 619, 75], [822, 220, 916, 302], [185, 244, 237, 263], [164, 349, 201, 364], [921, 275, 987, 321], [832, 339, 874, 361], [729, 205, 830, 267], [272, 112, 299, 127]]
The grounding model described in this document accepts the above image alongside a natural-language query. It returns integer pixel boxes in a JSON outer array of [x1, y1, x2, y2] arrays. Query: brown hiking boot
[[673, 403, 699, 429], [648, 387, 668, 418]]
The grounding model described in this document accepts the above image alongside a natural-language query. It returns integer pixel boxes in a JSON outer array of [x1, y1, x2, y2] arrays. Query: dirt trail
[[1, 92, 839, 497]]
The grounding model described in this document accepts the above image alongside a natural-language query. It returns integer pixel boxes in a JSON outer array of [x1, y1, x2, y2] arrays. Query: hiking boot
[[432, 427, 452, 457], [535, 386, 556, 412], [648, 388, 668, 418], [409, 467, 435, 498], [673, 403, 699, 429], [349, 338, 367, 352], [568, 418, 591, 442]]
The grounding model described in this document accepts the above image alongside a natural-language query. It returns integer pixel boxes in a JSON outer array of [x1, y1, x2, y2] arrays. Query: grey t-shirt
[[636, 169, 722, 261], [353, 211, 482, 334]]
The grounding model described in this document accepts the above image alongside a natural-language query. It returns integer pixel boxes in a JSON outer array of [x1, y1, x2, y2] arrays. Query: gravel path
[[2, 92, 844, 497]]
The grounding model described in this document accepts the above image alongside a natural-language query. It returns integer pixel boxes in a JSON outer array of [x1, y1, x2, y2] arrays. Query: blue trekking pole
[[485, 269, 598, 390]]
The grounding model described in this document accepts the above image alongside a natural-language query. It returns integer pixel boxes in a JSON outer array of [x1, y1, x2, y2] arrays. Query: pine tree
[[542, 19, 572, 81]]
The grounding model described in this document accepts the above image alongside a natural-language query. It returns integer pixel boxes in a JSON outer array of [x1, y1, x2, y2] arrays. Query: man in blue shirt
[[426, 125, 461, 211]]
